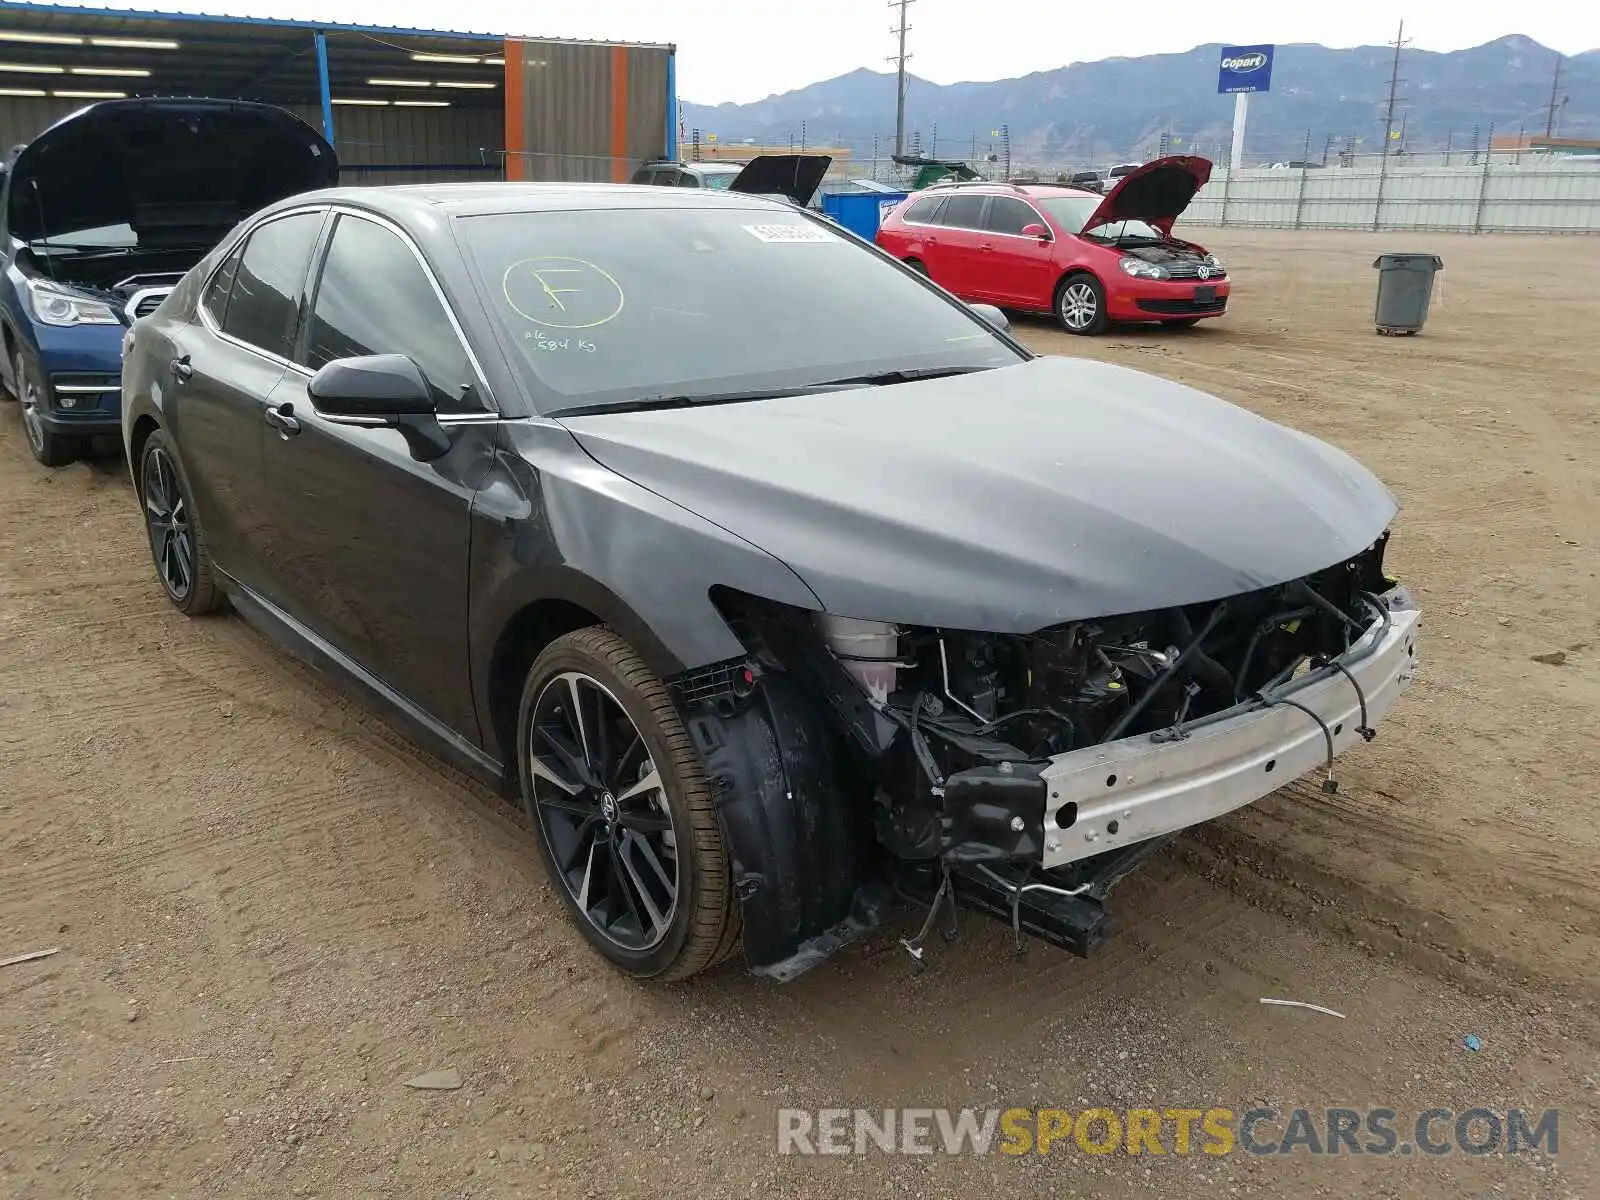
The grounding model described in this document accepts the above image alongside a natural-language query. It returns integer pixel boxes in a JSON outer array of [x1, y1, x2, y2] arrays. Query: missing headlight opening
[[697, 531, 1419, 979]]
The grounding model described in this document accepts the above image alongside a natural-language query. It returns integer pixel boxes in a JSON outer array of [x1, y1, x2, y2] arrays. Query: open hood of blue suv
[[5, 97, 337, 246]]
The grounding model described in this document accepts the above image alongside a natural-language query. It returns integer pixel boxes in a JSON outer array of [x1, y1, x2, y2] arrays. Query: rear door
[[978, 195, 1054, 308], [166, 207, 327, 595], [259, 208, 493, 738], [928, 193, 991, 299]]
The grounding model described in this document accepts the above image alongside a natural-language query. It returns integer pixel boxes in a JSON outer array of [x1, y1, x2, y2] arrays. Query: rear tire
[[137, 429, 224, 615], [1055, 273, 1108, 335], [517, 626, 740, 982], [16, 350, 83, 467]]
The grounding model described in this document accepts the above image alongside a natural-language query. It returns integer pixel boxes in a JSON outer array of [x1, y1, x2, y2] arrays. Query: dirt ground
[[1, 228, 1597, 1199]]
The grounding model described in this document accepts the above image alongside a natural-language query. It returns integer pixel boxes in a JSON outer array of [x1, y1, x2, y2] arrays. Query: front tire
[[16, 350, 83, 467], [1055, 273, 1108, 335], [138, 429, 223, 615], [517, 627, 740, 982]]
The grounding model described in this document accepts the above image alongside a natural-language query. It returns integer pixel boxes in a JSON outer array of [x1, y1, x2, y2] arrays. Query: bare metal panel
[[624, 47, 670, 168], [511, 39, 669, 182], [516, 40, 611, 182]]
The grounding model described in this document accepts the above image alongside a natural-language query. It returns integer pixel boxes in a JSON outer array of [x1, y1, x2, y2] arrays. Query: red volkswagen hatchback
[[876, 156, 1228, 335]]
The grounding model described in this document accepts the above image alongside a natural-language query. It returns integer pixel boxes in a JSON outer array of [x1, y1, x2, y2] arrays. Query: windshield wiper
[[550, 366, 996, 418], [549, 386, 835, 418], [807, 364, 994, 388]]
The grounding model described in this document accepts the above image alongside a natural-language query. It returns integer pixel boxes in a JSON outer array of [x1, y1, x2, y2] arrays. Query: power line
[[888, 0, 914, 157]]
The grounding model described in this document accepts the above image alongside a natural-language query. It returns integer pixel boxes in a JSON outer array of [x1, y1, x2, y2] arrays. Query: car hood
[[561, 356, 1399, 632], [6, 97, 337, 245], [1080, 155, 1211, 237], [729, 154, 833, 206]]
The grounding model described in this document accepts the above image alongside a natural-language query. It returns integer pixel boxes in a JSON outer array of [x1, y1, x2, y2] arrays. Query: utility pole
[[1374, 19, 1410, 232], [1378, 19, 1409, 161], [1544, 53, 1563, 139], [888, 0, 914, 157]]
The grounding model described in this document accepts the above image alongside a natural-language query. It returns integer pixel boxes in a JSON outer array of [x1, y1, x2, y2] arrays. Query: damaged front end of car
[[670, 533, 1421, 980]]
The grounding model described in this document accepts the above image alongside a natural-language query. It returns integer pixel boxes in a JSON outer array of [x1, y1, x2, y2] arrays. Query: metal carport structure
[[0, 3, 676, 183]]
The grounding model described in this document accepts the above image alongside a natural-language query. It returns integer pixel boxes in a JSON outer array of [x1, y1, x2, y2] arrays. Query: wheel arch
[[1054, 265, 1103, 302], [127, 413, 162, 490], [477, 568, 687, 775]]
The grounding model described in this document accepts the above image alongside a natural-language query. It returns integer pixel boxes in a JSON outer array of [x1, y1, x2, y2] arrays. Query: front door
[[259, 210, 493, 738], [977, 195, 1055, 309], [167, 208, 327, 596]]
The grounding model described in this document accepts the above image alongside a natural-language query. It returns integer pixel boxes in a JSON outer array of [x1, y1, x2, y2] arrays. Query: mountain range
[[681, 36, 1600, 166]]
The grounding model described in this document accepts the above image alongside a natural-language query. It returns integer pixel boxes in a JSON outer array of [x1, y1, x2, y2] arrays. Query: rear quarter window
[[900, 195, 945, 223]]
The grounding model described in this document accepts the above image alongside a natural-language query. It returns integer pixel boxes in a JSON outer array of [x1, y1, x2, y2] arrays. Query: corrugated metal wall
[[505, 39, 670, 182], [0, 96, 86, 152], [287, 104, 503, 185], [0, 96, 502, 186]]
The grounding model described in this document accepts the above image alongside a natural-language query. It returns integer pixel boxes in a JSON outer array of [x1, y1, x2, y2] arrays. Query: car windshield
[[458, 205, 1023, 414], [1034, 196, 1164, 240], [29, 221, 139, 252]]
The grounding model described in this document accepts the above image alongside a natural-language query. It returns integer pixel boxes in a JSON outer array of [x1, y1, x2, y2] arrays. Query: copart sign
[[1217, 43, 1274, 94]]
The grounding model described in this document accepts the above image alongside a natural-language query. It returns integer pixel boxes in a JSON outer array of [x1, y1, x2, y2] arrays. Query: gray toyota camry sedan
[[120, 182, 1422, 982]]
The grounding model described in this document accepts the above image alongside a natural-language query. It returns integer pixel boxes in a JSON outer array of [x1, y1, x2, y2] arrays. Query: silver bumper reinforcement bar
[[1038, 586, 1422, 869]]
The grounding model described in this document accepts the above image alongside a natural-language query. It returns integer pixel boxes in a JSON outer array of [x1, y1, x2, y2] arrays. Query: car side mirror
[[1020, 222, 1051, 241], [968, 302, 1010, 335], [308, 353, 450, 461]]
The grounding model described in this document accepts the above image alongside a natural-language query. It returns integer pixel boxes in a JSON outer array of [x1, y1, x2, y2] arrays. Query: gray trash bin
[[1371, 253, 1443, 335]]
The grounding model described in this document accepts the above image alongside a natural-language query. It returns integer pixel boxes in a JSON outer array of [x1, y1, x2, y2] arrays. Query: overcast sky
[[46, 1, 1600, 104]]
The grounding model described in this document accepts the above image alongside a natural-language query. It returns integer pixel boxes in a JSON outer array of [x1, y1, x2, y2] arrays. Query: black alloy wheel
[[138, 431, 223, 615], [518, 627, 740, 981], [530, 668, 681, 952]]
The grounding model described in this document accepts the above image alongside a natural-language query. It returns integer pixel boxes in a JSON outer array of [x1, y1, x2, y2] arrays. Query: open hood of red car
[[5, 97, 337, 245], [729, 154, 832, 206], [1079, 155, 1212, 237]]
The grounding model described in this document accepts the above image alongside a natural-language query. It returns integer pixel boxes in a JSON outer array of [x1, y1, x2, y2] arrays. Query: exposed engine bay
[[19, 245, 197, 321], [688, 532, 1417, 978], [1113, 240, 1223, 271]]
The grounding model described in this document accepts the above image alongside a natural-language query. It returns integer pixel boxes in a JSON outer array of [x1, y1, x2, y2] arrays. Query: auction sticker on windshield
[[743, 224, 832, 243]]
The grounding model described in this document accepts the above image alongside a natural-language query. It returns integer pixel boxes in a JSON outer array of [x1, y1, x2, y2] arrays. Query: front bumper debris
[[1037, 586, 1421, 869]]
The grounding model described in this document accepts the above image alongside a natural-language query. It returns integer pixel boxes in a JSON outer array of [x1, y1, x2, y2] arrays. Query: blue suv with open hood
[[0, 97, 337, 466]]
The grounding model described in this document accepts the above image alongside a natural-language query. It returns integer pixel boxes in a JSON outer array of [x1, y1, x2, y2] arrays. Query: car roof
[[273, 182, 797, 221], [920, 182, 1100, 200]]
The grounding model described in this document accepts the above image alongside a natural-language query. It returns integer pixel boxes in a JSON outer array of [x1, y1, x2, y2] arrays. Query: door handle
[[264, 403, 301, 438], [979, 243, 994, 253], [170, 355, 193, 383]]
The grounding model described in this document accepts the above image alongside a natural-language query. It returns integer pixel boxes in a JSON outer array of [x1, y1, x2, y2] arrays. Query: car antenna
[[28, 178, 59, 282]]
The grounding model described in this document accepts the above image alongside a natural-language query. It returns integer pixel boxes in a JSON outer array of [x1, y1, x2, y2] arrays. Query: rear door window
[[936, 194, 987, 230], [200, 241, 245, 326], [900, 195, 946, 224], [218, 210, 324, 360]]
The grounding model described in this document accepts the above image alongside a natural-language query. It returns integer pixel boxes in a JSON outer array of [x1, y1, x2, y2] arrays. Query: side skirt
[[221, 575, 507, 793]]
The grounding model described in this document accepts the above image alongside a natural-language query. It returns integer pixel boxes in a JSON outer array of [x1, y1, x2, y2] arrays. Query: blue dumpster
[[821, 190, 909, 241]]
